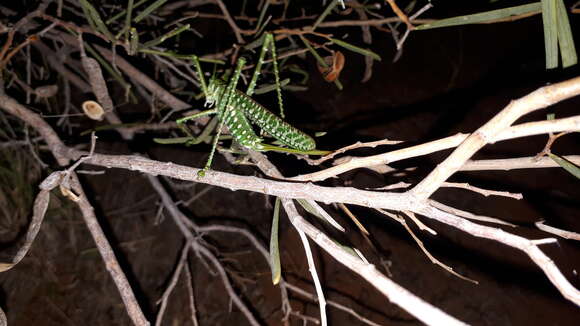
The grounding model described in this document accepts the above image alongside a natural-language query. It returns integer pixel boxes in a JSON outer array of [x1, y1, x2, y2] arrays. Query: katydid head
[[205, 77, 223, 108]]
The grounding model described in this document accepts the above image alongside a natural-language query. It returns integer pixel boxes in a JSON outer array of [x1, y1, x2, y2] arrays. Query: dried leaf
[[317, 50, 345, 82]]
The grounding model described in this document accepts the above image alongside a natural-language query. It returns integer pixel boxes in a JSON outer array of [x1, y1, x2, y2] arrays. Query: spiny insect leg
[[200, 58, 246, 175], [176, 109, 216, 144], [247, 34, 269, 97], [176, 108, 216, 124], [190, 55, 208, 97], [246, 34, 284, 119], [268, 34, 285, 119]]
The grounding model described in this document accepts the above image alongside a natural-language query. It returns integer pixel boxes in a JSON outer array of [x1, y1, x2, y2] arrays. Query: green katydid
[[177, 34, 329, 176]]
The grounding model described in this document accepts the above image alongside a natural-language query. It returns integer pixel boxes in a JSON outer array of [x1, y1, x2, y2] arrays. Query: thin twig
[[378, 209, 477, 283], [184, 263, 200, 326], [442, 182, 523, 200], [460, 155, 580, 171], [295, 227, 327, 326], [71, 174, 150, 325], [213, 0, 244, 43], [155, 240, 191, 326], [282, 282, 384, 326], [147, 175, 261, 326], [305, 138, 403, 165], [536, 220, 580, 241], [429, 200, 516, 227]]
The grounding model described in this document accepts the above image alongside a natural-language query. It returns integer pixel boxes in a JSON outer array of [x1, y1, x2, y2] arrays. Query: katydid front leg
[[175, 109, 216, 145], [198, 57, 247, 177]]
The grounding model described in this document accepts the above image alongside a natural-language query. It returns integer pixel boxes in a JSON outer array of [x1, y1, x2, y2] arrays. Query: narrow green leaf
[[253, 78, 291, 95], [79, 0, 99, 33], [192, 116, 219, 145], [142, 24, 190, 48], [106, 0, 149, 24], [134, 0, 168, 23], [542, 0, 558, 69], [312, 0, 339, 31], [137, 49, 226, 65], [270, 197, 282, 285], [555, 0, 577, 68], [286, 64, 310, 84], [197, 57, 227, 65], [295, 199, 345, 232], [281, 85, 308, 92], [153, 137, 195, 145], [416, 3, 542, 30], [79, 0, 115, 41], [124, 0, 134, 41], [328, 37, 381, 61], [549, 153, 580, 179], [255, 0, 270, 31], [296, 198, 325, 220]]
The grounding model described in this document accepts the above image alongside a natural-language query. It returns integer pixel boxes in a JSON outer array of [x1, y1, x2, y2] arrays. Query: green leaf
[[555, 0, 577, 68], [549, 153, 580, 179], [542, 0, 558, 69], [153, 137, 195, 144], [142, 24, 191, 48], [79, 0, 115, 42], [312, 0, 339, 31], [253, 78, 291, 95], [106, 0, 149, 24], [415, 3, 542, 30], [270, 197, 282, 285], [123, 0, 134, 40], [255, 0, 270, 32], [79, 0, 99, 34], [328, 37, 381, 61], [134, 0, 168, 23], [295, 199, 344, 232]]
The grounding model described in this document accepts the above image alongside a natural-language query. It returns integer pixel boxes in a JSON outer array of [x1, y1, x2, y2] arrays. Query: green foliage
[[270, 197, 282, 285], [416, 1, 577, 69], [328, 37, 381, 61], [79, 0, 115, 41], [416, 3, 542, 30], [549, 153, 580, 179], [133, 0, 168, 23]]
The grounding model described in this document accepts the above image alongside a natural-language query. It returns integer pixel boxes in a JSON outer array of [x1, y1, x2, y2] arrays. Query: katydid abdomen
[[212, 80, 316, 151], [220, 102, 265, 150]]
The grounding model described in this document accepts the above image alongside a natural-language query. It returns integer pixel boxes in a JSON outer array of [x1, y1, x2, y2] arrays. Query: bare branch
[[536, 220, 580, 241], [412, 77, 580, 200]]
